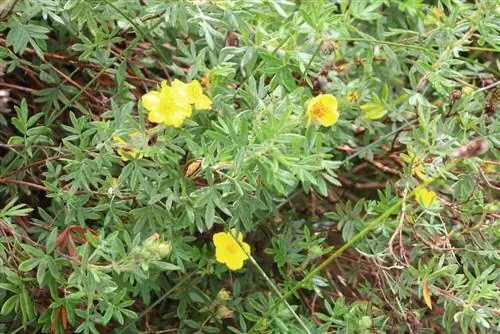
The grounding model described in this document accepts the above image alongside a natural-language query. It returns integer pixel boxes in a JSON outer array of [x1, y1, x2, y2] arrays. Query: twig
[[1, 154, 70, 178], [433, 287, 500, 316], [365, 158, 399, 175], [388, 190, 410, 267], [0, 178, 49, 191], [0, 82, 35, 93], [43, 59, 103, 107], [0, 177, 136, 200], [477, 164, 500, 191]]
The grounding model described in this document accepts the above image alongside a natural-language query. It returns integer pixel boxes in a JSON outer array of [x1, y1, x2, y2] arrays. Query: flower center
[[226, 242, 239, 253], [312, 103, 326, 118]]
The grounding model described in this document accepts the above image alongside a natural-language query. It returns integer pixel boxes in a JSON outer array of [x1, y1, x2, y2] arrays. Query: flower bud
[[225, 32, 239, 47], [216, 289, 231, 302], [215, 305, 233, 319], [451, 90, 461, 101], [462, 86, 474, 95], [320, 41, 337, 56], [156, 242, 172, 258]]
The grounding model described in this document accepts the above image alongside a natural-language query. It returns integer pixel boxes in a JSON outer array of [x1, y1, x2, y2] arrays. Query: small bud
[[346, 90, 360, 104], [0, 90, 9, 110], [433, 99, 444, 108], [333, 60, 348, 74], [353, 56, 364, 66], [224, 32, 239, 47], [143, 233, 161, 251], [215, 305, 233, 319], [320, 41, 337, 56], [462, 86, 474, 95], [308, 245, 323, 257], [144, 233, 160, 246], [451, 90, 461, 101], [201, 75, 209, 88], [216, 289, 231, 302], [156, 242, 172, 258]]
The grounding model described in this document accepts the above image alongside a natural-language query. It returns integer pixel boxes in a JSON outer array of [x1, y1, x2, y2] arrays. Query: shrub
[[0, 1, 498, 333]]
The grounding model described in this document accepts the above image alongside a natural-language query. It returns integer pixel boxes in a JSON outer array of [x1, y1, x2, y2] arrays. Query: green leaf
[[360, 103, 387, 120], [19, 258, 41, 272], [153, 261, 181, 271], [205, 201, 215, 230], [1, 295, 18, 315], [6, 20, 49, 58], [46, 228, 58, 253]]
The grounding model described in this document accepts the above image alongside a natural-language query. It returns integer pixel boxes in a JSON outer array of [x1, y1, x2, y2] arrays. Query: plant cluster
[[0, 1, 499, 333]]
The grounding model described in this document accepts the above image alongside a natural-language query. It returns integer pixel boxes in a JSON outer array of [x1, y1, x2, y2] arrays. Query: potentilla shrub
[[0, 1, 498, 333]]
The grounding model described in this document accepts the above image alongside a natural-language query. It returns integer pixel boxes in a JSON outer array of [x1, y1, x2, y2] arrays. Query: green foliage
[[0, 0, 499, 333]]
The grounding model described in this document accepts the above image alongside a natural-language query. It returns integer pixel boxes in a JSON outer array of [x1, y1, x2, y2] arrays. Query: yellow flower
[[170, 79, 212, 110], [213, 229, 251, 270], [462, 86, 474, 95], [431, 6, 443, 19], [415, 187, 437, 209], [401, 151, 429, 181], [141, 79, 212, 128], [346, 90, 360, 104], [306, 94, 339, 127], [360, 102, 386, 120], [481, 163, 497, 174], [113, 133, 143, 161]]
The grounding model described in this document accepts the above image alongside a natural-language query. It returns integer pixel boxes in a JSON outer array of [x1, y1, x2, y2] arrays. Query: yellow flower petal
[[116, 148, 129, 161], [462, 86, 474, 95], [225, 258, 245, 270], [193, 94, 212, 110], [415, 187, 437, 209], [113, 136, 126, 145], [165, 109, 190, 128], [148, 111, 167, 124], [213, 230, 250, 271], [187, 80, 212, 109], [141, 91, 161, 113], [306, 94, 339, 127], [230, 228, 244, 242]]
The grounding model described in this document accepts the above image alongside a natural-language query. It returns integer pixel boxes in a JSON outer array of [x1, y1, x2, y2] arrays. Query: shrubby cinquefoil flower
[[213, 229, 251, 270], [306, 94, 339, 127], [142, 79, 212, 128], [415, 187, 437, 208]]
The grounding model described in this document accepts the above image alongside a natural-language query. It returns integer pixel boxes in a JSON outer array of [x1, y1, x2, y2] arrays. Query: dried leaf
[[423, 280, 432, 310], [185, 160, 201, 177]]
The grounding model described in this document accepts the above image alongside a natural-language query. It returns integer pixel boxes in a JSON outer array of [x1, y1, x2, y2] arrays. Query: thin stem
[[473, 80, 500, 94], [300, 41, 323, 86], [335, 37, 431, 52], [0, 178, 49, 191], [227, 228, 312, 333]]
